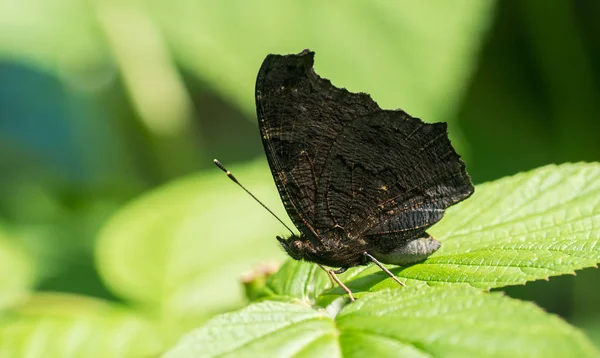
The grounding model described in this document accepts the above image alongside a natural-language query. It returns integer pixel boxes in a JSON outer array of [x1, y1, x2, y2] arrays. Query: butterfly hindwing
[[316, 110, 473, 240]]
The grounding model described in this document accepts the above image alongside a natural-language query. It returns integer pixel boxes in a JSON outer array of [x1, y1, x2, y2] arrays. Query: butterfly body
[[256, 50, 474, 271], [277, 229, 367, 268]]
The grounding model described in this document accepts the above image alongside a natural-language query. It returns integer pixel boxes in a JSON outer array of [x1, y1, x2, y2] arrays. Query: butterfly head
[[277, 234, 313, 261]]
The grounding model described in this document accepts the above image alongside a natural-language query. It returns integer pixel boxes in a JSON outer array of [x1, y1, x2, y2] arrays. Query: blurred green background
[[1, 0, 600, 350]]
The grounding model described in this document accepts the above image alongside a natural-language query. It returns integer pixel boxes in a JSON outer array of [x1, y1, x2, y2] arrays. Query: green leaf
[[0, 293, 163, 358], [0, 227, 35, 310], [315, 163, 600, 295], [258, 259, 331, 304], [422, 162, 600, 287], [163, 300, 338, 358], [95, 159, 289, 340], [163, 286, 599, 358]]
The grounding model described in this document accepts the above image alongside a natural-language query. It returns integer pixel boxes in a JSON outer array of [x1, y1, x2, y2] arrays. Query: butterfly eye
[[292, 240, 303, 251], [276, 236, 304, 260], [288, 237, 306, 260]]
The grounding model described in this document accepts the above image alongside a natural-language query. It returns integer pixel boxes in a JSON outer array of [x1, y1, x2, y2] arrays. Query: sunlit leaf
[[418, 163, 600, 286], [164, 286, 598, 358], [259, 260, 330, 304]]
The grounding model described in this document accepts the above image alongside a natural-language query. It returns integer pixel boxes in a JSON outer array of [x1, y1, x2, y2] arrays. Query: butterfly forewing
[[255, 50, 379, 240]]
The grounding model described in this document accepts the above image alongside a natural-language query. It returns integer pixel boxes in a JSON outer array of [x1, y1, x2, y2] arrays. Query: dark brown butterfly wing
[[256, 50, 379, 240], [256, 49, 473, 247], [316, 110, 473, 243]]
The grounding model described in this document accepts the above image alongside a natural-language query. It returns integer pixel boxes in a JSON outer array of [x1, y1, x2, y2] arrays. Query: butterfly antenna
[[213, 159, 295, 236]]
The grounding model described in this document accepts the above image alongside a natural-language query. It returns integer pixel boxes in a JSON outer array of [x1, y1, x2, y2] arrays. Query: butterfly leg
[[364, 252, 406, 287], [320, 266, 347, 287], [318, 264, 336, 288], [319, 264, 355, 301]]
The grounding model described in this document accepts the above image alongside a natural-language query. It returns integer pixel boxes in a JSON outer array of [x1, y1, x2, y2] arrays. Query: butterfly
[[220, 49, 474, 301]]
